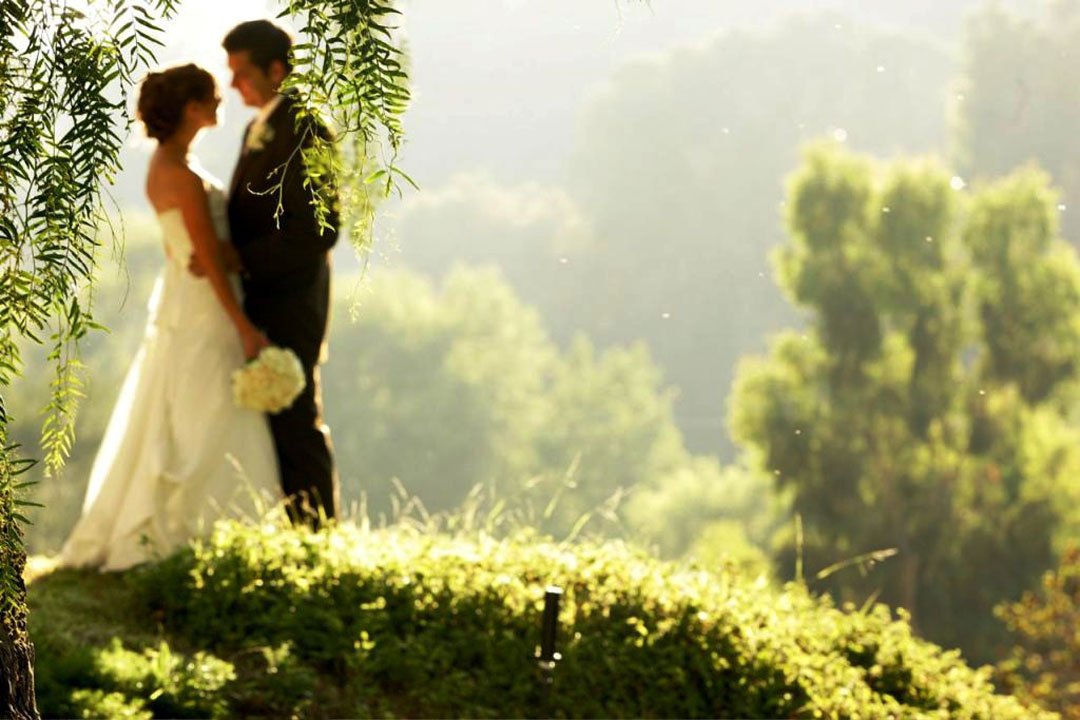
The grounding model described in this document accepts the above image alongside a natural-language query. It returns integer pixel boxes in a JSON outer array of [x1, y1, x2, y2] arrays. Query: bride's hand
[[189, 244, 242, 277], [220, 243, 243, 274], [188, 254, 206, 278], [239, 321, 270, 361]]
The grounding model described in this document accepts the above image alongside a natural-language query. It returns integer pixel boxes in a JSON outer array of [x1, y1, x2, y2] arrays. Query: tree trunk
[[0, 547, 37, 720], [899, 552, 919, 633], [0, 629, 36, 720]]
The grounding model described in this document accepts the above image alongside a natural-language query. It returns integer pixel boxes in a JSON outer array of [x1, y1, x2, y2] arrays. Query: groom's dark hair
[[223, 20, 293, 73]]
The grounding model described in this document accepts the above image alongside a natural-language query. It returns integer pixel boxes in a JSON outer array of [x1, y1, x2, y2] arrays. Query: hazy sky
[[121, 0, 738, 190], [113, 0, 1031, 209]]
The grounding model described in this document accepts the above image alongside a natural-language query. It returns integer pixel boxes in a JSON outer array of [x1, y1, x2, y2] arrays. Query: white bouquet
[[232, 346, 306, 414]]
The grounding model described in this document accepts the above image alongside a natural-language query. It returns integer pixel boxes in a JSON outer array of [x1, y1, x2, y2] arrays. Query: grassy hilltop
[[29, 518, 1049, 719]]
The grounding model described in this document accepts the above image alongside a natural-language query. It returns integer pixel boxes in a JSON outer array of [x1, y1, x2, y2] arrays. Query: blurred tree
[[388, 173, 598, 341], [623, 457, 782, 577], [533, 337, 687, 537], [952, 1, 1080, 242], [321, 266, 701, 539], [730, 142, 1080, 662], [994, 545, 1080, 719], [391, 14, 955, 459], [564, 13, 955, 457], [324, 267, 553, 517], [964, 169, 1080, 402]]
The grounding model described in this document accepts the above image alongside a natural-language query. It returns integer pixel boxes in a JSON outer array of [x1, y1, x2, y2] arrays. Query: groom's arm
[[238, 121, 340, 281]]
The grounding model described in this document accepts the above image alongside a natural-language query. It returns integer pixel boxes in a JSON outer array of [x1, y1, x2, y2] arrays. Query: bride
[[60, 64, 281, 571]]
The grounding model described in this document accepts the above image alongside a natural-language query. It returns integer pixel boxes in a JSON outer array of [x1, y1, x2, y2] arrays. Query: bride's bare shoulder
[[186, 156, 220, 187], [146, 152, 204, 210]]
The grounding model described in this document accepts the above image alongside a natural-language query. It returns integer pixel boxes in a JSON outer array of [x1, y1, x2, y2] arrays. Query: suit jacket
[[227, 95, 339, 369]]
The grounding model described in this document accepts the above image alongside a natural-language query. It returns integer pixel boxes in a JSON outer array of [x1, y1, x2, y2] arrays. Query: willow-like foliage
[[280, 0, 412, 260], [1, 2, 182, 715], [1, 1, 414, 714], [1, 0, 172, 647]]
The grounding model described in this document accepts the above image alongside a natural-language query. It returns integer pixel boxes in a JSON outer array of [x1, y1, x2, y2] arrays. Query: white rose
[[244, 123, 275, 153], [231, 346, 306, 413]]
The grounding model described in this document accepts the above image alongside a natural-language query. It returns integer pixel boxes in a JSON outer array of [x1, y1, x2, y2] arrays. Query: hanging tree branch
[[1, 1, 180, 716], [278, 0, 413, 262], [1, 1, 412, 714]]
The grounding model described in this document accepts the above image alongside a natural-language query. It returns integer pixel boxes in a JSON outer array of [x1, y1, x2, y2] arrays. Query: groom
[[222, 19, 340, 524]]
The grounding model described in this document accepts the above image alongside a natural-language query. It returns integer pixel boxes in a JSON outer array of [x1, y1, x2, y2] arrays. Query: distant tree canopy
[[324, 265, 696, 540], [623, 457, 781, 576], [569, 14, 958, 458], [953, 1, 1080, 242], [391, 13, 956, 458], [730, 142, 1080, 663]]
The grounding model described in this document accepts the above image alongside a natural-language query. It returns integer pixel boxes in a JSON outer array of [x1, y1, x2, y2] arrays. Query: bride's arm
[[171, 170, 269, 359]]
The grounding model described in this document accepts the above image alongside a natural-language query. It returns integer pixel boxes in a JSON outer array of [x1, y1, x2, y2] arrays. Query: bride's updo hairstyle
[[137, 64, 216, 141]]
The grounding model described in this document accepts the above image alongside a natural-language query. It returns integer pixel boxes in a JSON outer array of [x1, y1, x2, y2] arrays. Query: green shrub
[[34, 635, 234, 719], [91, 639, 235, 718], [139, 520, 1044, 718], [31, 519, 1050, 718], [67, 689, 151, 720], [995, 545, 1080, 718]]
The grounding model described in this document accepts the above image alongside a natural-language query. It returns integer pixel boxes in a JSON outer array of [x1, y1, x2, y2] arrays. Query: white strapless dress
[[59, 181, 281, 571]]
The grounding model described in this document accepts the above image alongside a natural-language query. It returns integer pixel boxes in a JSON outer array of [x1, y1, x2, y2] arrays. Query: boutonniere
[[245, 123, 275, 153]]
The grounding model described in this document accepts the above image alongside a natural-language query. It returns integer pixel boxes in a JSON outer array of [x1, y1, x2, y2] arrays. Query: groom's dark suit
[[227, 94, 339, 522]]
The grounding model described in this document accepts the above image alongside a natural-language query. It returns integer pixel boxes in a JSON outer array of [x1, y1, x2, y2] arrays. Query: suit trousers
[[270, 362, 338, 524]]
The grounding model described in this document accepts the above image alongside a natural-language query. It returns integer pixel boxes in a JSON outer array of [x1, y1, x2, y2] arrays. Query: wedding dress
[[59, 178, 281, 571]]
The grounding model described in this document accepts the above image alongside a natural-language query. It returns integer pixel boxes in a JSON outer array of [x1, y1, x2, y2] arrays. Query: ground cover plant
[[29, 517, 1049, 719]]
